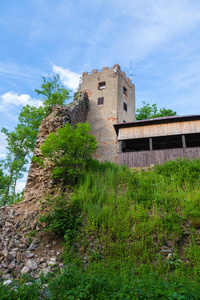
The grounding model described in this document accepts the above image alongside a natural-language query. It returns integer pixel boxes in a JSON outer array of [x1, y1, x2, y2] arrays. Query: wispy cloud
[[110, 0, 200, 63], [52, 64, 80, 91], [169, 59, 200, 89], [0, 61, 42, 79], [0, 92, 42, 111]]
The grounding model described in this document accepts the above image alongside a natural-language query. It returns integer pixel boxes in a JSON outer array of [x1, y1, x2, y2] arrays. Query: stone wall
[[81, 64, 135, 164], [22, 92, 89, 204]]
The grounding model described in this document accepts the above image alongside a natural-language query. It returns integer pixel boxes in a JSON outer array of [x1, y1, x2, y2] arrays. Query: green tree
[[0, 167, 9, 204], [35, 74, 71, 113], [136, 101, 177, 120], [1, 74, 71, 205], [34, 122, 97, 184], [1, 105, 46, 205]]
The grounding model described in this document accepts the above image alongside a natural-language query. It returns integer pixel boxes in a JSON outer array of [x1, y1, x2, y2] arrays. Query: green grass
[[47, 262, 200, 300], [4, 158, 200, 299], [66, 158, 200, 276]]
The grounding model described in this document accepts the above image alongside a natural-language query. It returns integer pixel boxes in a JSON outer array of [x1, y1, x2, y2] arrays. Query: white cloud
[[52, 64, 81, 91], [16, 181, 26, 193], [0, 132, 7, 160], [0, 92, 43, 111]]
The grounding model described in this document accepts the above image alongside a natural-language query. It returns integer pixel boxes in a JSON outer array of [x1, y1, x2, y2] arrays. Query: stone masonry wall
[[81, 64, 135, 164], [22, 92, 89, 204]]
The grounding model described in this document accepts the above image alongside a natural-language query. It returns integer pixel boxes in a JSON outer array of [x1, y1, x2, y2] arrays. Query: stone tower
[[81, 64, 135, 163]]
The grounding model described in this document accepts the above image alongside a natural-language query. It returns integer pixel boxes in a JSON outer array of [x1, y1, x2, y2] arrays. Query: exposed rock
[[32, 238, 40, 244], [16, 252, 21, 263], [24, 251, 34, 259], [39, 257, 46, 263], [160, 246, 173, 255], [5, 221, 13, 227], [19, 244, 28, 250], [21, 266, 31, 274], [28, 243, 38, 251], [2, 274, 11, 279], [2, 249, 13, 261], [8, 261, 16, 269], [40, 267, 51, 275], [49, 256, 57, 262], [47, 260, 57, 267], [8, 210, 15, 218], [20, 237, 29, 245], [26, 259, 38, 270], [12, 248, 19, 252], [25, 282, 33, 286], [3, 279, 13, 286]]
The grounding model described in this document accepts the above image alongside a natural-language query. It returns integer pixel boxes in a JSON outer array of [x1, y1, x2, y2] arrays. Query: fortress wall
[[22, 92, 89, 203]]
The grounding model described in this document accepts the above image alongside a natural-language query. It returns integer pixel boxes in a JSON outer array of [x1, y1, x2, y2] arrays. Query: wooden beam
[[182, 135, 186, 148], [149, 138, 153, 151]]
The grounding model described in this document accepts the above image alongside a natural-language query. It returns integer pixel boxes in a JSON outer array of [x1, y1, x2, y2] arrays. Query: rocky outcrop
[[22, 92, 89, 204], [0, 92, 89, 284], [0, 202, 63, 283]]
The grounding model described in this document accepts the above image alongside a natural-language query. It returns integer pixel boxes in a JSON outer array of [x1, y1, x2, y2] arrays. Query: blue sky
[[1, 0, 200, 191]]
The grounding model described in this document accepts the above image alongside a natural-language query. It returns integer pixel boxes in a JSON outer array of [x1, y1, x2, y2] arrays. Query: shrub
[[39, 194, 81, 239], [33, 122, 97, 184], [0, 281, 39, 300]]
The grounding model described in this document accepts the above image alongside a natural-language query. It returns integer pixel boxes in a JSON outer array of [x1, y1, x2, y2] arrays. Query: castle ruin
[[82, 64, 135, 163]]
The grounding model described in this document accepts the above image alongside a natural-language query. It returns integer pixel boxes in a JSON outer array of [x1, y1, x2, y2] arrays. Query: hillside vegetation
[[2, 157, 200, 299]]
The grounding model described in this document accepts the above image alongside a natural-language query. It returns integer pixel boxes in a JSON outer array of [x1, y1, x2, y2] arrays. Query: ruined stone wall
[[22, 92, 89, 203]]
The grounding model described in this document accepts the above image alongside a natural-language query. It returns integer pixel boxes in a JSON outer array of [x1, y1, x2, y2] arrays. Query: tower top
[[82, 64, 134, 87]]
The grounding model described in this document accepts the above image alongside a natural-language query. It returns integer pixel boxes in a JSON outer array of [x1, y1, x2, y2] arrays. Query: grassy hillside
[[2, 158, 200, 299]]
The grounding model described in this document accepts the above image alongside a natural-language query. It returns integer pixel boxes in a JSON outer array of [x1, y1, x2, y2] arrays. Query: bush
[[39, 194, 81, 239], [33, 122, 97, 184], [0, 281, 39, 300]]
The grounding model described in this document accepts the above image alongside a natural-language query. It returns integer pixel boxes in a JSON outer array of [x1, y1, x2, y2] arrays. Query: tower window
[[123, 102, 127, 112], [123, 86, 128, 96], [97, 97, 104, 105], [98, 82, 106, 90]]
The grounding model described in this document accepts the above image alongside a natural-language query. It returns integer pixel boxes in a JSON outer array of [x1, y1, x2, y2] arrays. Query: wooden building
[[114, 115, 200, 168]]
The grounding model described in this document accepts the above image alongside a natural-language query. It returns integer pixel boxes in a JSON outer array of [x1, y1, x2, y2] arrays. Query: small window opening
[[97, 97, 104, 105], [123, 120, 126, 123], [123, 102, 127, 112], [123, 86, 128, 96], [98, 82, 106, 90]]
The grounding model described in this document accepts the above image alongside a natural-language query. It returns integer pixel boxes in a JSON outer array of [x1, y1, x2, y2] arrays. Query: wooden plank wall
[[118, 147, 200, 168], [118, 120, 200, 140]]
